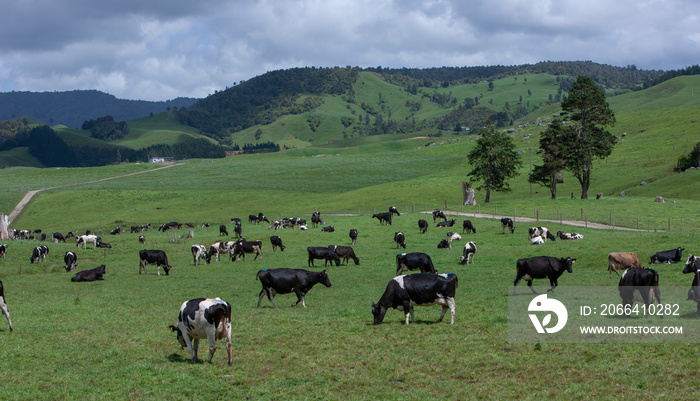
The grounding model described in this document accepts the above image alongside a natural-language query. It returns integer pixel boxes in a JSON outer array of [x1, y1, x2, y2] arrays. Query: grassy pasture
[[0, 210, 698, 400]]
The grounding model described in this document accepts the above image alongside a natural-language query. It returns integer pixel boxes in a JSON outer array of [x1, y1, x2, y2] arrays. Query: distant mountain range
[[0, 90, 199, 128]]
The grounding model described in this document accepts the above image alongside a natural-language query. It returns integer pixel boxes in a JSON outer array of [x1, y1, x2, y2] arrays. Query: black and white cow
[[139, 235, 146, 244], [556, 230, 584, 240], [230, 239, 262, 261], [396, 252, 436, 275], [650, 247, 684, 264], [30, 245, 49, 264], [437, 239, 451, 249], [683, 255, 700, 317], [321, 225, 335, 233], [159, 222, 182, 231], [460, 242, 477, 265], [372, 212, 392, 225], [139, 249, 171, 275], [372, 273, 458, 325], [436, 219, 456, 228], [71, 265, 106, 282], [418, 219, 428, 234], [0, 244, 6, 259], [328, 245, 359, 265], [249, 213, 269, 224], [64, 251, 77, 272], [52, 232, 66, 243], [311, 212, 323, 228], [96, 241, 112, 248], [349, 229, 358, 245], [110, 226, 121, 235], [394, 232, 406, 249], [513, 256, 575, 294], [270, 236, 286, 252], [219, 224, 228, 236], [432, 210, 447, 223], [462, 220, 476, 234], [191, 245, 210, 265], [233, 222, 242, 239], [169, 298, 232, 365], [529, 227, 556, 242], [0, 280, 14, 332], [389, 206, 400, 216], [501, 217, 515, 234], [618, 267, 662, 317], [447, 232, 461, 242], [307, 247, 341, 267], [208, 241, 235, 262], [76, 235, 100, 249], [256, 268, 332, 308]]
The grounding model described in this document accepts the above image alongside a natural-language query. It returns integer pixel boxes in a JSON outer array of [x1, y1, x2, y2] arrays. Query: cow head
[[319, 270, 332, 287], [562, 257, 576, 273], [96, 265, 106, 275], [163, 265, 172, 275], [683, 255, 697, 274], [371, 302, 387, 325], [169, 325, 186, 348]]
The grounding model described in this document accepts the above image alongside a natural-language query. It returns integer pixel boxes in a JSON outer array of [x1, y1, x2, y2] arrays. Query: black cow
[[396, 252, 436, 275], [650, 247, 684, 264], [249, 213, 269, 224], [307, 247, 340, 267], [30, 245, 49, 264], [231, 239, 263, 261], [460, 242, 477, 265], [96, 241, 112, 248], [437, 239, 451, 249], [169, 298, 232, 365], [432, 210, 447, 223], [513, 256, 575, 294], [52, 232, 66, 242], [311, 212, 323, 228], [159, 222, 182, 231], [349, 229, 358, 245], [64, 251, 77, 272], [321, 225, 335, 232], [256, 268, 332, 308], [389, 206, 400, 216], [328, 245, 359, 265], [234, 222, 242, 239], [436, 219, 456, 228], [418, 219, 428, 234], [372, 212, 392, 225], [683, 255, 700, 317], [394, 232, 406, 249], [0, 280, 14, 332], [110, 226, 121, 235], [462, 220, 476, 234], [270, 236, 286, 252], [71, 265, 106, 282], [372, 273, 458, 325], [139, 249, 171, 275], [0, 244, 6, 259], [219, 224, 228, 236], [501, 217, 515, 234], [618, 267, 662, 317]]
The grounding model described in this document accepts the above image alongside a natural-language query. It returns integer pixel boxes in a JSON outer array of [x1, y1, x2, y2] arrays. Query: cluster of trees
[[468, 76, 616, 202], [81, 116, 130, 141], [676, 141, 700, 171], [240, 141, 280, 154], [0, 118, 31, 150]]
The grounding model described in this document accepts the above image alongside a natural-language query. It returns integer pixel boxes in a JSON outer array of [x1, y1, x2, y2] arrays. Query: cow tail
[[256, 269, 268, 281]]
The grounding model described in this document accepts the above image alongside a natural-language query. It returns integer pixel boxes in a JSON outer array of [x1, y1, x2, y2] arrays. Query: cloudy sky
[[0, 0, 697, 101]]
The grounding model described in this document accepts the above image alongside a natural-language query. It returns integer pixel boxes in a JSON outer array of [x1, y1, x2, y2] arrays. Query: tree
[[529, 119, 566, 199], [559, 75, 616, 199], [467, 124, 522, 203]]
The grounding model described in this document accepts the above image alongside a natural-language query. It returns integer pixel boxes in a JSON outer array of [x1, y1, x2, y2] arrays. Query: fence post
[[581, 208, 584, 221], [536, 210, 539, 222], [513, 207, 516, 221], [412, 203, 415, 213]]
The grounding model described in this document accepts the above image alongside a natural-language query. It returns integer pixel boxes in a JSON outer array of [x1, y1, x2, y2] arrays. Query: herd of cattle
[[2, 207, 699, 365]]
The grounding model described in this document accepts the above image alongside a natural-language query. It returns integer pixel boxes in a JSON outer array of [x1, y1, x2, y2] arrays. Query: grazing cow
[[394, 232, 406, 249], [219, 225, 228, 236], [231, 240, 263, 261], [321, 225, 335, 233], [191, 245, 210, 265], [270, 236, 285, 252], [328, 245, 359, 265], [608, 252, 643, 278], [389, 206, 400, 216], [396, 252, 436, 275], [650, 247, 684, 264], [349, 229, 358, 245], [372, 212, 392, 225], [460, 242, 477, 265], [139, 249, 171, 275], [436, 219, 456, 228], [447, 232, 461, 242], [307, 246, 341, 267], [52, 232, 66, 243], [0, 281, 14, 332], [513, 256, 576, 294], [169, 298, 232, 365], [556, 230, 584, 240], [40, 233, 47, 241], [501, 217, 515, 234], [529, 227, 556, 242], [530, 236, 544, 245], [230, 218, 241, 225], [432, 210, 447, 223], [159, 222, 182, 231], [71, 265, 106, 282], [233, 222, 242, 239], [0, 244, 6, 259], [683, 255, 700, 316], [76, 235, 100, 250], [249, 213, 269, 224], [462, 220, 476, 234], [372, 273, 458, 325], [64, 251, 77, 272], [311, 212, 323, 228], [30, 245, 49, 264], [96, 241, 112, 248], [437, 239, 451, 249], [418, 219, 428, 234], [131, 224, 150, 233], [618, 268, 662, 317], [139, 235, 146, 244], [256, 268, 332, 308]]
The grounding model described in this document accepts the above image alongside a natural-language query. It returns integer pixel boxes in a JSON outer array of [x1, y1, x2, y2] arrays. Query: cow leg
[[139, 261, 146, 275], [0, 297, 13, 332], [205, 331, 217, 364], [513, 273, 524, 295], [547, 279, 557, 292], [257, 289, 266, 308], [179, 333, 198, 363], [254, 252, 260, 261], [527, 280, 538, 294], [192, 338, 200, 362]]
